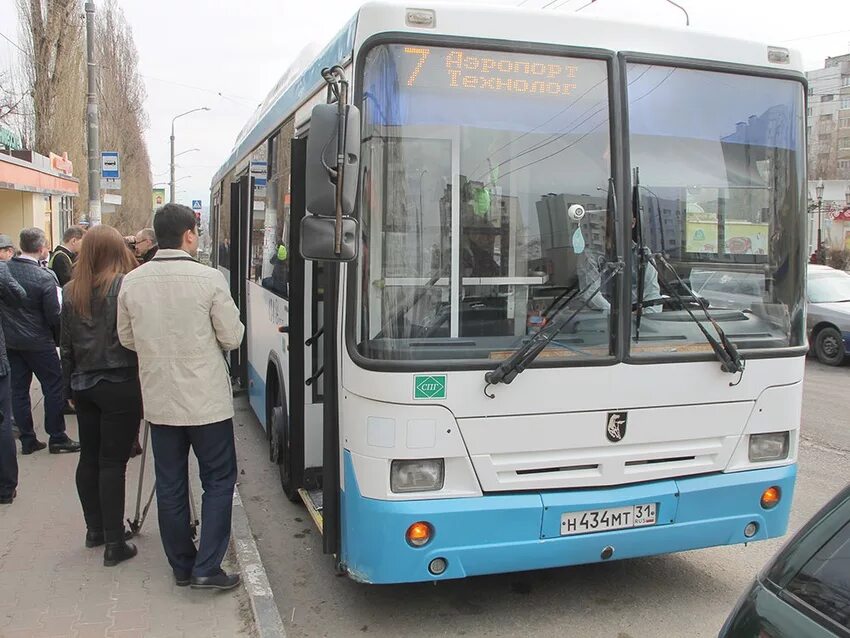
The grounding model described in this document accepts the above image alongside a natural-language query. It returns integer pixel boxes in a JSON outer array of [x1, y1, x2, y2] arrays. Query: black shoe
[[21, 440, 46, 454], [49, 438, 81, 454], [190, 571, 241, 591], [175, 572, 191, 587], [86, 529, 133, 548], [0, 489, 15, 505], [103, 541, 137, 567]]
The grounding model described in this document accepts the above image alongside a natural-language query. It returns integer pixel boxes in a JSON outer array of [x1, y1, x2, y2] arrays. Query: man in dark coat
[[0, 259, 26, 503], [134, 228, 158, 264], [48, 225, 85, 287], [1, 228, 79, 454]]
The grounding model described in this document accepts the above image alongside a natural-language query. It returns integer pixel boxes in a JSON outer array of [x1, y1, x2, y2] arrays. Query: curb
[[231, 486, 287, 638]]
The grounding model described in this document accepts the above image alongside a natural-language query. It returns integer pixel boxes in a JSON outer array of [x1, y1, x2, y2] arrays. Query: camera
[[124, 235, 136, 248]]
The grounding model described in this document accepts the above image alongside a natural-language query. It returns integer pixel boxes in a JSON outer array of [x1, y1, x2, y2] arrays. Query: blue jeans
[[150, 419, 237, 578], [8, 348, 67, 445], [0, 373, 18, 498]]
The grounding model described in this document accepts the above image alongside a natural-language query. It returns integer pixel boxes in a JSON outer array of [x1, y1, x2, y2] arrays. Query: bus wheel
[[269, 406, 283, 464], [274, 406, 300, 503]]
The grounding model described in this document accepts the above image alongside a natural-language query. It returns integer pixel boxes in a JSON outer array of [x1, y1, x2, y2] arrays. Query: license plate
[[560, 503, 658, 536]]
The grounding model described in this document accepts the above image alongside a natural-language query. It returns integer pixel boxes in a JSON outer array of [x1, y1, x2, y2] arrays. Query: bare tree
[[17, 0, 87, 209], [0, 70, 27, 123], [95, 0, 152, 233], [16, 0, 152, 233]]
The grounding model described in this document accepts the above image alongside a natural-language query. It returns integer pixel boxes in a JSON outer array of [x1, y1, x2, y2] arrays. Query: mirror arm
[[322, 65, 350, 257]]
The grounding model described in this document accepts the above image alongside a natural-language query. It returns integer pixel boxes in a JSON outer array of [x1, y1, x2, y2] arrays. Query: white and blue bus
[[210, 2, 807, 584]]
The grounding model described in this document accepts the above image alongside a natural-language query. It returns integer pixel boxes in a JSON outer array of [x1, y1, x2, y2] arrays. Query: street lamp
[[170, 109, 209, 202], [816, 178, 825, 263], [175, 148, 200, 159]]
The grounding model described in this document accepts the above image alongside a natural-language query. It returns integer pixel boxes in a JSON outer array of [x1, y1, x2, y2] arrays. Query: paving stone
[[72, 621, 113, 638], [108, 608, 149, 632], [2, 391, 252, 638], [40, 612, 81, 636]]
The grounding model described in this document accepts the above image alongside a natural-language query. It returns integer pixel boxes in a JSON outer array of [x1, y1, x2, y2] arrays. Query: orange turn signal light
[[406, 521, 433, 547], [760, 486, 781, 509]]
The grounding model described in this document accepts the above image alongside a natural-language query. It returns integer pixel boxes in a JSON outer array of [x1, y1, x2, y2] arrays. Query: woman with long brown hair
[[60, 224, 140, 566]]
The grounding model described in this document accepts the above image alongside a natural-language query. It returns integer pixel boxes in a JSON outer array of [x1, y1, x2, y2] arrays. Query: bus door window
[[252, 123, 295, 298]]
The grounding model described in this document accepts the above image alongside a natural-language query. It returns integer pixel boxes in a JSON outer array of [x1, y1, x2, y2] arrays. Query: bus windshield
[[355, 44, 615, 363], [627, 65, 806, 354]]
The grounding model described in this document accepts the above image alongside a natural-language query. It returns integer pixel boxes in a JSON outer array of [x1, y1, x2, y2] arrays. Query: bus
[[210, 1, 807, 584]]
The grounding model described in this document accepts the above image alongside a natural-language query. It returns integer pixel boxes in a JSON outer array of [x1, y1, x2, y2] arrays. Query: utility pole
[[170, 108, 209, 203], [169, 122, 175, 203], [84, 1, 101, 225]]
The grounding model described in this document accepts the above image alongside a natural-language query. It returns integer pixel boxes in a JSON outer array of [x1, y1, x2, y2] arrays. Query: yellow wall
[[0, 188, 61, 250]]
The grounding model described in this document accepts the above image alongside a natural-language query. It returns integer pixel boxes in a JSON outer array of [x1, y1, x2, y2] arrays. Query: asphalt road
[[233, 359, 849, 638]]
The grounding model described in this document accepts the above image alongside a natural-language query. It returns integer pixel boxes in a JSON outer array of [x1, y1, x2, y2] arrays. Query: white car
[[807, 264, 850, 366]]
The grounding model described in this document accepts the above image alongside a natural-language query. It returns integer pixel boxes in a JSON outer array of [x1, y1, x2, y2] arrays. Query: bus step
[[298, 488, 324, 535]]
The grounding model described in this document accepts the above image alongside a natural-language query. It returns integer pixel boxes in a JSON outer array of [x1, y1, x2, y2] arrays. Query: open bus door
[[284, 135, 340, 556], [228, 174, 252, 391]]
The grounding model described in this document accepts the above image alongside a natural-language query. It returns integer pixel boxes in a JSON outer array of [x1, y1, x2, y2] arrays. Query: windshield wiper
[[484, 261, 623, 390], [485, 178, 621, 391], [634, 178, 743, 377], [633, 168, 647, 341], [650, 252, 744, 375]]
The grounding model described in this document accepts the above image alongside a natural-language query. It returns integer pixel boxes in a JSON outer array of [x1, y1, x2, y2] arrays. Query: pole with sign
[[191, 199, 203, 230], [101, 151, 121, 190]]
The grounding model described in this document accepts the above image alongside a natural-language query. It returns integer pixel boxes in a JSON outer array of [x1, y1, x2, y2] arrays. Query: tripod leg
[[187, 480, 200, 540], [136, 481, 157, 532], [128, 421, 150, 535]]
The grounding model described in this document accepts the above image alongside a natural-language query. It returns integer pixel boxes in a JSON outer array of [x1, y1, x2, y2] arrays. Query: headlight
[[748, 432, 789, 462], [390, 459, 444, 493]]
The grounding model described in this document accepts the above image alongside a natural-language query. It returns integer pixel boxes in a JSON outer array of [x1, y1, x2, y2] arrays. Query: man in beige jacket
[[118, 204, 244, 591]]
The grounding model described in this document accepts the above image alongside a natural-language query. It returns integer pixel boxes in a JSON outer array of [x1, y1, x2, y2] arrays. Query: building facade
[[807, 53, 850, 180], [0, 150, 79, 251]]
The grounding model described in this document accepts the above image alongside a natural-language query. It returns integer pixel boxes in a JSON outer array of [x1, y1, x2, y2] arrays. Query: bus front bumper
[[340, 452, 796, 584]]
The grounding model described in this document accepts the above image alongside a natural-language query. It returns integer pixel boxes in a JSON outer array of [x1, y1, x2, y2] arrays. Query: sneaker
[[49, 438, 81, 454], [21, 440, 47, 454]]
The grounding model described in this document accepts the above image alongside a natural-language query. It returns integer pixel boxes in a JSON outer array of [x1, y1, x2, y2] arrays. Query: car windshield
[[809, 270, 850, 303], [355, 44, 615, 363], [627, 64, 806, 354]]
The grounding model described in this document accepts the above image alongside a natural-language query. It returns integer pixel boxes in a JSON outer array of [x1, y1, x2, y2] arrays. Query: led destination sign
[[402, 46, 580, 97]]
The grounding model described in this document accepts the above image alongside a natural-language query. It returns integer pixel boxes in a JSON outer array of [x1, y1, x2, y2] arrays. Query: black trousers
[[74, 378, 142, 541], [9, 348, 67, 445], [0, 373, 17, 499], [150, 419, 237, 578]]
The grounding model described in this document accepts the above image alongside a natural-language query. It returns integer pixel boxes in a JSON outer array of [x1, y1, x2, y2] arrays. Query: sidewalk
[[0, 389, 253, 638]]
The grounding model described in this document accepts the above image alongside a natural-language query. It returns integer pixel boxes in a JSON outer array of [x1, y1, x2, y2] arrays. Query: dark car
[[718, 484, 850, 637]]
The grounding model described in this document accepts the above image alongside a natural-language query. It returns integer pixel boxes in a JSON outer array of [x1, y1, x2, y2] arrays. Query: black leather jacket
[[60, 275, 138, 396]]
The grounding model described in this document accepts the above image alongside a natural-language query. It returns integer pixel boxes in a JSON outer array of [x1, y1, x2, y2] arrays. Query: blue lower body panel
[[247, 361, 266, 430], [340, 451, 796, 584]]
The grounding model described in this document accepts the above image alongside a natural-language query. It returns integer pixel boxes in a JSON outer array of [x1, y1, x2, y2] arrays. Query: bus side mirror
[[301, 216, 358, 262], [302, 102, 360, 261]]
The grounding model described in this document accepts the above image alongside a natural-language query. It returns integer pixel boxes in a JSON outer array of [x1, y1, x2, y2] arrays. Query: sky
[[1, 0, 850, 214]]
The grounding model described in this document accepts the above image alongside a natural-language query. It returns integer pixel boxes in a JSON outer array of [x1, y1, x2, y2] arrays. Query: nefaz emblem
[[606, 412, 627, 442]]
